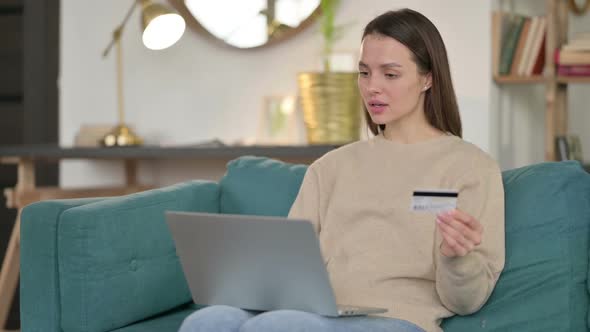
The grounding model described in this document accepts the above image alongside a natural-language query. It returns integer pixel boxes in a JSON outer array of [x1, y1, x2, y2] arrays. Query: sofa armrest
[[21, 197, 110, 332], [21, 180, 220, 332]]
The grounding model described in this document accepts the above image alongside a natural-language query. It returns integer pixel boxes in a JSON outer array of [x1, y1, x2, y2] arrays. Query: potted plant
[[297, 0, 361, 145]]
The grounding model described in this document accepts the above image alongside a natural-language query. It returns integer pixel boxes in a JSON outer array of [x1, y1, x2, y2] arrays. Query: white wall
[[60, 0, 493, 187]]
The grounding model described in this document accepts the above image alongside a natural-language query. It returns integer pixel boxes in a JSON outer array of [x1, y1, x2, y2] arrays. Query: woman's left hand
[[436, 209, 483, 257]]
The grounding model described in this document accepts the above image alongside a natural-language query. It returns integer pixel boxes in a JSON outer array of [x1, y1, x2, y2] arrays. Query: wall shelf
[[494, 75, 590, 85], [494, 75, 546, 84], [492, 0, 589, 161], [556, 76, 590, 84]]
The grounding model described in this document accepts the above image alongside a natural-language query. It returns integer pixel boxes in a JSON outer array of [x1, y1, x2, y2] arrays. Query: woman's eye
[[385, 73, 399, 79], [358, 71, 369, 77]]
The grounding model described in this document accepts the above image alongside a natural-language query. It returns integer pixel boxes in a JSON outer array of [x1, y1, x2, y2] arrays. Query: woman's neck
[[382, 120, 445, 145]]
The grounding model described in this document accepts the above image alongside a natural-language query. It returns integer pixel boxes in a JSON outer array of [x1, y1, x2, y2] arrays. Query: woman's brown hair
[[362, 9, 462, 137]]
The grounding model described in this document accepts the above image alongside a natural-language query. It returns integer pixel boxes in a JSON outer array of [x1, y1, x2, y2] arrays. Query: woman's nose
[[367, 79, 381, 94]]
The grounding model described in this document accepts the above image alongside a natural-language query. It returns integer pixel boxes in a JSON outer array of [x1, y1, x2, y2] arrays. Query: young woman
[[179, 8, 504, 332]]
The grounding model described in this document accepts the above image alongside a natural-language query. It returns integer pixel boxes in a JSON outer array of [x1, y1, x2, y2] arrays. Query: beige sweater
[[288, 134, 505, 332]]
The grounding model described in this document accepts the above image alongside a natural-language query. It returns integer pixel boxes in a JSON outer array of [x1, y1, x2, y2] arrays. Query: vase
[[297, 72, 361, 144]]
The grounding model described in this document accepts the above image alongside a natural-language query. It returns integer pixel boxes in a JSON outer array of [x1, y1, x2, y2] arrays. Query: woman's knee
[[179, 305, 254, 332], [239, 310, 329, 332]]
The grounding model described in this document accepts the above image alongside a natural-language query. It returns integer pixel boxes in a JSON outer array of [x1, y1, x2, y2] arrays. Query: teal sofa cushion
[[220, 156, 307, 216], [57, 180, 220, 332], [442, 161, 590, 332], [20, 197, 109, 332]]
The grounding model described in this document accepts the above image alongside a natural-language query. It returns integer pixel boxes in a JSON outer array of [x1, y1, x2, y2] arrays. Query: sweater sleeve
[[287, 163, 321, 234], [435, 157, 505, 315]]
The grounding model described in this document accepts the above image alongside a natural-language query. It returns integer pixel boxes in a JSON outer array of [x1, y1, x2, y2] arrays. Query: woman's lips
[[367, 102, 388, 114]]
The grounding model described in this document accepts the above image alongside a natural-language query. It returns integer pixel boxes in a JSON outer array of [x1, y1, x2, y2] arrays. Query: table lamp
[[101, 0, 186, 147]]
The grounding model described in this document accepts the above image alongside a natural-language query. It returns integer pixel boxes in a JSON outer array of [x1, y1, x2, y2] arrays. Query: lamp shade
[[141, 2, 186, 50]]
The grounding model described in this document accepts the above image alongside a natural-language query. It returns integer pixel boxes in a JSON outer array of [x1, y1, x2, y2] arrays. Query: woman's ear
[[422, 73, 432, 91]]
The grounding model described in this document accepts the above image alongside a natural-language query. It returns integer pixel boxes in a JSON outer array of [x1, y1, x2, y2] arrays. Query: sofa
[[20, 156, 590, 332]]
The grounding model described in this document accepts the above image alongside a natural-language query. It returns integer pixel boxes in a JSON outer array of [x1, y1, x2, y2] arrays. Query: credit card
[[410, 189, 458, 213]]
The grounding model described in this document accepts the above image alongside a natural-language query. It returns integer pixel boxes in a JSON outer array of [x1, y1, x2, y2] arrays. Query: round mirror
[[568, 0, 590, 15], [168, 0, 321, 49]]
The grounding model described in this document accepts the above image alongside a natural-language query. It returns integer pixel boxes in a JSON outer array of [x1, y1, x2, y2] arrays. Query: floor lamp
[[101, 0, 185, 147]]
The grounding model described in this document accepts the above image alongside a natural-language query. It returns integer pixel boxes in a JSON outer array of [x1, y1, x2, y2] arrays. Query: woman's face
[[358, 33, 431, 128]]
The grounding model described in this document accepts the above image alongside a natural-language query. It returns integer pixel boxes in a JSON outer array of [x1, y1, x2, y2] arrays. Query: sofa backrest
[[219, 156, 307, 216], [443, 161, 590, 331]]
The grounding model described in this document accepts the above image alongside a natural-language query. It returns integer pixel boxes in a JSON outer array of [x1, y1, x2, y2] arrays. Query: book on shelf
[[561, 32, 590, 52], [557, 31, 590, 66], [557, 64, 590, 76], [498, 14, 525, 75], [556, 49, 590, 65], [492, 11, 546, 77], [555, 135, 584, 162], [509, 17, 531, 75], [572, 32, 590, 40], [525, 17, 546, 76], [555, 136, 570, 161], [491, 11, 507, 76], [555, 50, 590, 65], [562, 42, 590, 52], [517, 16, 537, 75]]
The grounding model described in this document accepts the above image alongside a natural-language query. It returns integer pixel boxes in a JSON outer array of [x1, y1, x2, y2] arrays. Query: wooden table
[[0, 144, 336, 331]]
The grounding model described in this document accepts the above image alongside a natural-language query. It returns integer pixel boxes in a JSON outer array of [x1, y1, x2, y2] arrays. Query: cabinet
[[493, 0, 590, 161], [0, 0, 60, 329]]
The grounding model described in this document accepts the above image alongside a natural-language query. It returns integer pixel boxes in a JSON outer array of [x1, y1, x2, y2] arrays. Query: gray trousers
[[178, 305, 426, 332]]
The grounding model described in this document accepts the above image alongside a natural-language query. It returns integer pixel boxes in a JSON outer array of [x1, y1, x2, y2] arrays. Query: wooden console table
[[0, 144, 337, 331]]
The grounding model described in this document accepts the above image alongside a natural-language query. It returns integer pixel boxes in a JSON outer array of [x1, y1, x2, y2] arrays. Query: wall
[[60, 0, 493, 187]]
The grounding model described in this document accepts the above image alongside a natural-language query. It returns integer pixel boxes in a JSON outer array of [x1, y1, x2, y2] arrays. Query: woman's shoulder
[[449, 138, 501, 173], [308, 139, 373, 172]]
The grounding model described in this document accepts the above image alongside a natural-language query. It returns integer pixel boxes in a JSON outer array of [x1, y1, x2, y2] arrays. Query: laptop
[[166, 211, 388, 317]]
